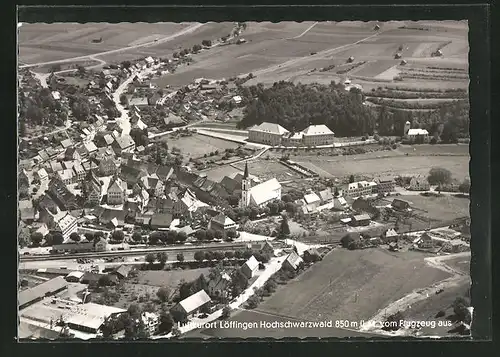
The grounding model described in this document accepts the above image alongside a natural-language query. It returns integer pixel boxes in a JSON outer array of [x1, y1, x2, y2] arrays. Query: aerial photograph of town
[[17, 20, 471, 340]]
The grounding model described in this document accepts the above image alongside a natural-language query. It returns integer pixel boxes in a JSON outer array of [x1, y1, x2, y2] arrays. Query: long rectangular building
[[19, 276, 68, 310], [248, 122, 335, 147]]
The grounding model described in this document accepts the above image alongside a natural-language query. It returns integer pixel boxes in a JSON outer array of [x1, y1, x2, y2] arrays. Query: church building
[[240, 163, 282, 208]]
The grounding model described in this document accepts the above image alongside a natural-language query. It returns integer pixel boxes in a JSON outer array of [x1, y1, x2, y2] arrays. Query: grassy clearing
[[256, 248, 451, 324], [135, 268, 211, 289], [201, 165, 242, 182], [160, 134, 240, 159], [232, 159, 301, 182]]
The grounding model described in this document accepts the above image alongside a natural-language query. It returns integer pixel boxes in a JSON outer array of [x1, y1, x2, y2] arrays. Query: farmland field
[[255, 248, 451, 325], [294, 152, 469, 180], [159, 134, 240, 159], [18, 22, 189, 63], [351, 60, 400, 78]]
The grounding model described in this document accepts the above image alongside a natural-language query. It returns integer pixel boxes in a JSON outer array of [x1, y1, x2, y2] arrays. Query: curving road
[[19, 23, 206, 69]]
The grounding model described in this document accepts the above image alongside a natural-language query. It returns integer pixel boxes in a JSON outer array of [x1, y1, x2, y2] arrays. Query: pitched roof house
[[209, 213, 237, 232], [170, 289, 211, 318], [241, 256, 260, 279], [283, 251, 304, 271]]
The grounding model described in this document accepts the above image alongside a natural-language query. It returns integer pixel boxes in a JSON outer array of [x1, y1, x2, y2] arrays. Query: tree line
[[238, 81, 375, 137], [236, 81, 469, 141]]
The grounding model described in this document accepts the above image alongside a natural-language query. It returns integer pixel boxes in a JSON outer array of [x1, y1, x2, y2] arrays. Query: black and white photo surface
[[17, 20, 471, 340]]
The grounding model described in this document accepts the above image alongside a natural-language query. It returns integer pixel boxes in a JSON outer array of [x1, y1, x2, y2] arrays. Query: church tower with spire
[[240, 162, 251, 208]]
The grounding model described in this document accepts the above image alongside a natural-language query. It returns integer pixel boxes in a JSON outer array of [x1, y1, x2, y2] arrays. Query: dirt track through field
[[359, 251, 470, 334]]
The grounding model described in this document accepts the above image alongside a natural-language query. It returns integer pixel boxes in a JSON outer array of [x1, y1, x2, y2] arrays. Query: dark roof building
[[220, 176, 241, 195], [150, 213, 173, 229]]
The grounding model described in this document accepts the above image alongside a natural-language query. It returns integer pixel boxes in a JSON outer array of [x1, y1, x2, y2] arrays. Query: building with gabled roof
[[391, 198, 411, 211], [60, 138, 73, 149], [47, 160, 63, 174], [19, 199, 35, 223], [111, 265, 133, 279], [45, 178, 79, 211], [241, 256, 260, 279], [209, 213, 237, 232], [375, 176, 395, 194], [220, 176, 241, 195], [318, 188, 334, 204], [346, 181, 375, 198], [150, 213, 173, 230], [98, 158, 118, 177], [304, 192, 321, 212], [83, 170, 102, 206], [207, 270, 232, 299], [351, 214, 371, 227], [140, 175, 165, 197], [106, 176, 127, 205], [170, 290, 211, 320], [260, 241, 275, 256], [57, 169, 74, 185], [283, 251, 303, 271], [36, 168, 49, 181], [407, 128, 429, 139], [84, 141, 98, 155], [301, 124, 335, 146], [248, 122, 290, 146], [112, 134, 135, 155], [64, 147, 81, 161]]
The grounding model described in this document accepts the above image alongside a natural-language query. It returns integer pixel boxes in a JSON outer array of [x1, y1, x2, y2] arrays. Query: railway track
[[20, 242, 250, 262]]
